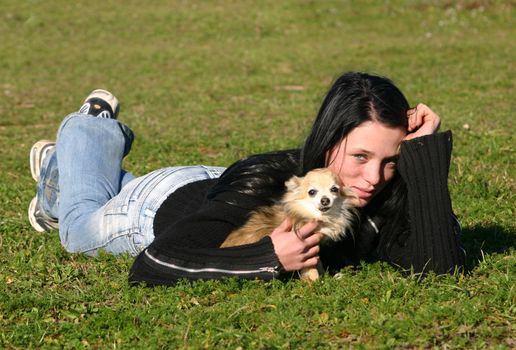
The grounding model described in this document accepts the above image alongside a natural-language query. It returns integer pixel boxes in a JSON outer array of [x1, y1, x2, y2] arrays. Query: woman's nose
[[363, 162, 382, 186]]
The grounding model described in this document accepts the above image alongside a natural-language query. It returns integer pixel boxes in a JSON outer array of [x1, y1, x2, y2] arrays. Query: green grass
[[1, 0, 514, 348]]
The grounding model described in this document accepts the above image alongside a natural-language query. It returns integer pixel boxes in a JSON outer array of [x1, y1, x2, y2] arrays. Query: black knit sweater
[[129, 131, 465, 286]]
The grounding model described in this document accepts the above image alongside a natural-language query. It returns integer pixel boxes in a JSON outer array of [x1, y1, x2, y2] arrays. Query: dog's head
[[283, 168, 354, 220]]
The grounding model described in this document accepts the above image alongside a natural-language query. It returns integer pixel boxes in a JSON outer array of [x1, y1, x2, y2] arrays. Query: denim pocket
[[103, 169, 165, 215]]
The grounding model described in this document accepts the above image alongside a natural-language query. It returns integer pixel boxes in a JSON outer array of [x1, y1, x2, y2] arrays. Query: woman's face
[[327, 120, 407, 207]]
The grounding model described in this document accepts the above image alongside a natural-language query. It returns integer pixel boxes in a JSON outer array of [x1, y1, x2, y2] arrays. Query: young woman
[[29, 72, 465, 286]]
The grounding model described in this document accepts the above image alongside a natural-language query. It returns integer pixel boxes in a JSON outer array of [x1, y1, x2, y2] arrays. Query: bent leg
[[53, 113, 224, 256], [56, 113, 134, 253]]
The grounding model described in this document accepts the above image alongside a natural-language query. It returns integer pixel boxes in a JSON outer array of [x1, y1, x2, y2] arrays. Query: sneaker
[[78, 89, 120, 119], [28, 140, 59, 232], [29, 140, 55, 182], [28, 196, 58, 232]]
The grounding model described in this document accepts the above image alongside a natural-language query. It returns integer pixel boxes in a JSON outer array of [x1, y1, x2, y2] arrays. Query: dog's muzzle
[[319, 197, 331, 212]]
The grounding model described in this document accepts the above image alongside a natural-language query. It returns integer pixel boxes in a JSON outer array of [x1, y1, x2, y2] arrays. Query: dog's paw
[[300, 267, 319, 282]]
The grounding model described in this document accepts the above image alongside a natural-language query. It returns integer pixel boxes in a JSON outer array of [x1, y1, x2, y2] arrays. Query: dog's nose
[[320, 197, 330, 207]]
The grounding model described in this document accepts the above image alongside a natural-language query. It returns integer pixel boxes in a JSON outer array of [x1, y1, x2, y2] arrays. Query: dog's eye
[[330, 186, 339, 193], [308, 189, 317, 197]]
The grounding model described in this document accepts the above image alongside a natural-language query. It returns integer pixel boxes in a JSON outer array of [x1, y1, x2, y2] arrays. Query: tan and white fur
[[221, 168, 356, 281]]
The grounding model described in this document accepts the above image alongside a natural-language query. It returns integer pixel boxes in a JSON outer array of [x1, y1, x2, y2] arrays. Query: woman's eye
[[353, 154, 367, 161], [330, 186, 339, 193], [308, 189, 317, 197]]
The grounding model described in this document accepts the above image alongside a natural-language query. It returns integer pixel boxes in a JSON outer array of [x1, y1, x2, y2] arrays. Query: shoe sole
[[28, 196, 59, 232], [28, 196, 48, 232], [30, 140, 55, 182]]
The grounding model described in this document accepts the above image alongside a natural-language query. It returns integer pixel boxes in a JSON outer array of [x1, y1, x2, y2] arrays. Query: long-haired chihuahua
[[221, 168, 356, 281]]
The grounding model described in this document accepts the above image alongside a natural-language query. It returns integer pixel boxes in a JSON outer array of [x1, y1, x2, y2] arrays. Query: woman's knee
[[57, 113, 134, 156]]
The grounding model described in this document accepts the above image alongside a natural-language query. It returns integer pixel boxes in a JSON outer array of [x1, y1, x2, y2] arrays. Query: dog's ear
[[330, 174, 350, 199], [285, 176, 301, 192]]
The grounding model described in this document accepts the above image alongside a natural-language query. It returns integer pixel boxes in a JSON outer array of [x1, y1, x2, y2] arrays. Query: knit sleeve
[[128, 238, 281, 286], [388, 130, 465, 274], [128, 193, 282, 286]]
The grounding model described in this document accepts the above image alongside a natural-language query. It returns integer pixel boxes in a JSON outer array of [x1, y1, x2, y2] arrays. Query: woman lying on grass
[[28, 71, 465, 286]]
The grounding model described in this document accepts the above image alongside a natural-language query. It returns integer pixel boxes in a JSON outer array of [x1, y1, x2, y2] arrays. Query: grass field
[[1, 0, 514, 348]]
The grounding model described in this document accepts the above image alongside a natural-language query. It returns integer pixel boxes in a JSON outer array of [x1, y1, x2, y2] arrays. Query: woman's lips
[[352, 187, 374, 199]]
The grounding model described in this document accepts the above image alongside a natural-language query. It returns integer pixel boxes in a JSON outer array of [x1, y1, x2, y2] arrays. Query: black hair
[[301, 71, 409, 172], [207, 149, 302, 205], [211, 72, 410, 256]]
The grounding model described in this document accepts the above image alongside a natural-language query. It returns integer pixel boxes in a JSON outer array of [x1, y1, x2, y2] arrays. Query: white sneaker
[[28, 140, 59, 232], [28, 196, 58, 232], [78, 89, 120, 119], [29, 140, 55, 181]]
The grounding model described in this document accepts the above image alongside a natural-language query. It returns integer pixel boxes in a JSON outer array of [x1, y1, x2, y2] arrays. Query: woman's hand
[[404, 103, 441, 141], [269, 218, 322, 272]]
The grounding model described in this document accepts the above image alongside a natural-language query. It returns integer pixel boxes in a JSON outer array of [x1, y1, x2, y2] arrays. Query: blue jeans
[[39, 113, 225, 256]]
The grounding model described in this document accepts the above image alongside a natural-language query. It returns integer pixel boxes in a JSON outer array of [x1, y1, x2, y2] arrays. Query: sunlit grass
[[1, 0, 514, 348]]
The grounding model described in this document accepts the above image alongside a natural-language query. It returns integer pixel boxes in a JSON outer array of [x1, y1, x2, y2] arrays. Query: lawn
[[1, 0, 514, 348]]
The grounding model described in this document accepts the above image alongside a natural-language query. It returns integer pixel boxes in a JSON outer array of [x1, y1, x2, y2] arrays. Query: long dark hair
[[212, 72, 410, 252], [301, 72, 411, 257]]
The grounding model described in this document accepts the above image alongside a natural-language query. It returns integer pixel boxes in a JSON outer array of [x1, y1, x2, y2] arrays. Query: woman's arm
[[129, 195, 321, 286], [129, 237, 282, 286], [386, 130, 465, 274]]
